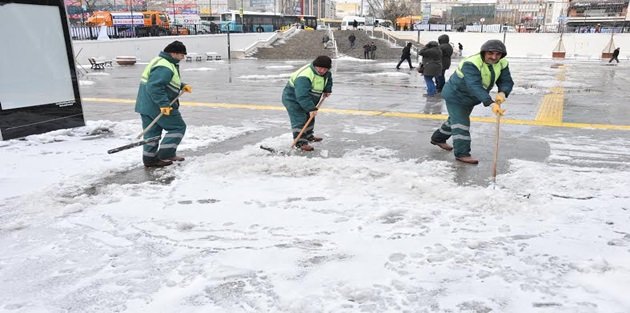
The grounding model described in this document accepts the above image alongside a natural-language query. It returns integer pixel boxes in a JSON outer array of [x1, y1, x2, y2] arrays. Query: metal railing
[[69, 24, 222, 40]]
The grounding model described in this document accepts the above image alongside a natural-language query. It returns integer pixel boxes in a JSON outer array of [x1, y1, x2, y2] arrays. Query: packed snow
[[1, 117, 629, 313]]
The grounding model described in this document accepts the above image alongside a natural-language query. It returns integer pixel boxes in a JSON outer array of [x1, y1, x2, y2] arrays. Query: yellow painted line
[[83, 97, 630, 131], [535, 65, 566, 123]]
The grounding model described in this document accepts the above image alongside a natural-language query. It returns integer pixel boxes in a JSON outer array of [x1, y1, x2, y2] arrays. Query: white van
[[341, 16, 365, 30]]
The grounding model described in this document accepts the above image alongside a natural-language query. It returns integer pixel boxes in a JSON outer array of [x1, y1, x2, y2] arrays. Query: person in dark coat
[[396, 42, 415, 69], [349, 33, 356, 48], [369, 41, 377, 59], [135, 41, 192, 167], [282, 56, 333, 151], [430, 40, 514, 164], [363, 43, 371, 59], [435, 34, 453, 93], [458, 42, 463, 56], [418, 41, 442, 97], [609, 47, 620, 63], [352, 19, 358, 29]]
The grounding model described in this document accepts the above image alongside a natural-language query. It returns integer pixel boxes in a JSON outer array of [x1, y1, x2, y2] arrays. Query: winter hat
[[164, 40, 187, 55], [312, 55, 332, 69], [480, 39, 507, 58]]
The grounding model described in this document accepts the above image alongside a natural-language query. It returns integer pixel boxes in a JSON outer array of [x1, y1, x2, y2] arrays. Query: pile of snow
[[1, 121, 629, 312]]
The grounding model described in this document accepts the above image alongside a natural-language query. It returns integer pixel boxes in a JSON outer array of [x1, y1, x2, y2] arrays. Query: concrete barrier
[[72, 33, 276, 62]]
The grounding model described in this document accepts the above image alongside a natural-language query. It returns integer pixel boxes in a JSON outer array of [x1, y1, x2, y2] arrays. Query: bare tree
[[383, 0, 410, 26]]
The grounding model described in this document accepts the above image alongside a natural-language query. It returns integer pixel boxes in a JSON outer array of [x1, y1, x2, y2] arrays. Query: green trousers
[[431, 101, 475, 158], [141, 112, 186, 164], [283, 101, 315, 147]]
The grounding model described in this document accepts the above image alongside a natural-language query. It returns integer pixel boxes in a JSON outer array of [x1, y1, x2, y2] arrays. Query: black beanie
[[164, 40, 187, 55], [312, 55, 332, 69]]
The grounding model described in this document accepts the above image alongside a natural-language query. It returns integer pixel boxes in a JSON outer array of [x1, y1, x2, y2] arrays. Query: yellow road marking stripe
[[83, 97, 630, 131], [535, 65, 566, 123]]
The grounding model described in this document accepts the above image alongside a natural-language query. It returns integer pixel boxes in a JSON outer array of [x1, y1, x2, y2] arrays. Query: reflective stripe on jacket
[[455, 54, 508, 90], [141, 57, 181, 94], [289, 64, 328, 98]]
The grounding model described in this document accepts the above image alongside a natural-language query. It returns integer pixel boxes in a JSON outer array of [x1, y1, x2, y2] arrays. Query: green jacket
[[282, 63, 333, 112], [443, 53, 514, 107], [135, 52, 184, 115]]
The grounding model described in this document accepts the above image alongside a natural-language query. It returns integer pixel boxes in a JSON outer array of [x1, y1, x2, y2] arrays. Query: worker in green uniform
[[282, 55, 333, 151], [430, 40, 514, 164], [135, 40, 192, 167]]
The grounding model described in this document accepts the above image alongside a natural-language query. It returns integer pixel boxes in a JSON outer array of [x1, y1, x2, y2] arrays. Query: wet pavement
[[80, 57, 630, 186]]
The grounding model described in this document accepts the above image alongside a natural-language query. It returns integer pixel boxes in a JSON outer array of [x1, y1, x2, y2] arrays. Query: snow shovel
[[260, 96, 327, 154], [107, 90, 185, 154], [491, 112, 501, 186]]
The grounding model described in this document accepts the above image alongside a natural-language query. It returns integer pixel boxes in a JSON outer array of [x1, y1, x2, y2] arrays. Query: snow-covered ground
[[1, 117, 629, 313]]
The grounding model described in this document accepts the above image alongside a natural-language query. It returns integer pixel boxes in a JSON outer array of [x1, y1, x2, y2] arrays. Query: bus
[[219, 11, 317, 33]]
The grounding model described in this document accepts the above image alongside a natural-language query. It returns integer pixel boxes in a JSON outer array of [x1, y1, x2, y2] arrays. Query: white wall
[[73, 32, 275, 62], [74, 31, 630, 62], [392, 31, 630, 60]]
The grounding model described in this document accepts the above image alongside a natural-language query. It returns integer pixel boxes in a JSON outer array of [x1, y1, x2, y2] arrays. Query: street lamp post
[[172, 0, 178, 35], [130, 0, 135, 37], [480, 17, 485, 32]]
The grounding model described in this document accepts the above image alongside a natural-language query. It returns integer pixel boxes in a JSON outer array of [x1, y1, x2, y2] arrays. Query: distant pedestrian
[[609, 47, 620, 63], [322, 34, 330, 44], [282, 56, 333, 151], [430, 40, 514, 164], [348, 33, 356, 48], [369, 41, 377, 59], [135, 40, 192, 167], [435, 34, 453, 93], [458, 42, 463, 56], [396, 42, 414, 69], [363, 43, 371, 59], [352, 19, 358, 30], [418, 41, 442, 98]]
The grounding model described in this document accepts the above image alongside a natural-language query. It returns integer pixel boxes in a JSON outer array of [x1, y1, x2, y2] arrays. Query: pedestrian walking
[[282, 56, 333, 151], [348, 33, 356, 49], [352, 19, 358, 30], [458, 42, 463, 56], [363, 43, 371, 59], [135, 40, 192, 167], [396, 42, 415, 69], [609, 47, 620, 63], [430, 40, 514, 164], [369, 41, 377, 59], [418, 41, 442, 98], [435, 34, 453, 93]]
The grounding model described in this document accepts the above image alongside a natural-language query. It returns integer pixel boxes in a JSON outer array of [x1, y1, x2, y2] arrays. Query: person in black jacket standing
[[435, 34, 453, 93], [396, 42, 415, 69]]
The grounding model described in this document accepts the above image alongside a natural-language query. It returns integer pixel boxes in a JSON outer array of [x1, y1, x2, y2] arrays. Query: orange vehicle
[[87, 11, 173, 35], [395, 15, 421, 30]]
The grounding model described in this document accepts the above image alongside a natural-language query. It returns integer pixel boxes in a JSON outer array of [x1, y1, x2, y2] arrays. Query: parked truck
[[87, 11, 175, 36]]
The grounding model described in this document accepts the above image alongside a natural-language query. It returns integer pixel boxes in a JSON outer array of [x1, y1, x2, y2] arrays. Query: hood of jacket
[[425, 41, 439, 48], [438, 34, 449, 44], [480, 39, 507, 58]]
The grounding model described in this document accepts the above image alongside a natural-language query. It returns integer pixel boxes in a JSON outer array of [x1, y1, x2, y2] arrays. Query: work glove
[[160, 107, 173, 116], [495, 92, 506, 105], [491, 102, 505, 116], [182, 84, 193, 93]]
